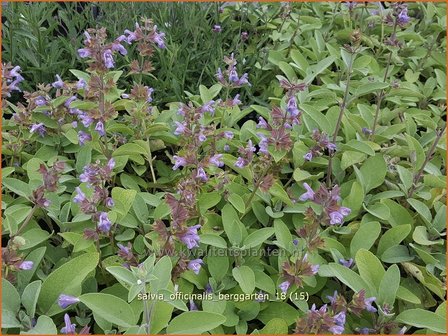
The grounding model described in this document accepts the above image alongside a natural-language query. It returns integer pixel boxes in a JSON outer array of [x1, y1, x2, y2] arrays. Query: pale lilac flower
[[224, 144, 230, 152], [19, 261, 34, 270], [106, 197, 114, 208], [60, 314, 76, 334], [172, 156, 187, 170], [188, 259, 203, 274], [77, 48, 91, 58], [228, 69, 239, 82], [196, 167, 208, 182], [212, 25, 222, 33], [364, 296, 377, 312], [73, 187, 86, 204], [112, 42, 127, 56], [311, 264, 320, 275], [201, 100, 215, 115], [58, 295, 80, 309], [223, 131, 234, 139], [397, 7, 410, 26], [216, 68, 224, 82], [257, 117, 268, 129], [78, 131, 91, 146], [241, 31, 249, 41], [247, 140, 256, 152], [279, 281, 290, 293], [329, 325, 344, 335], [304, 152, 313, 161], [237, 73, 250, 86], [299, 183, 315, 201], [339, 258, 354, 268], [65, 95, 77, 108], [209, 154, 224, 167], [95, 121, 105, 136], [327, 143, 337, 152], [30, 123, 46, 137], [327, 290, 338, 305], [362, 127, 372, 135], [189, 299, 198, 311], [146, 87, 154, 103], [231, 94, 241, 106], [329, 211, 344, 225], [258, 134, 269, 154], [102, 49, 114, 69], [198, 131, 206, 142], [174, 121, 186, 135], [234, 157, 246, 168], [153, 27, 166, 48], [52, 74, 64, 89], [121, 93, 130, 99], [98, 212, 112, 233], [78, 113, 94, 127], [286, 96, 299, 117], [180, 224, 201, 249], [72, 121, 78, 128], [35, 96, 47, 106]]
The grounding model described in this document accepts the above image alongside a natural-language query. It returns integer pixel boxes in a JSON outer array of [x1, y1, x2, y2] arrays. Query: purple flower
[[339, 258, 354, 268], [58, 294, 80, 309], [30, 123, 46, 137], [216, 68, 224, 82], [78, 48, 91, 58], [124, 29, 137, 44], [174, 121, 186, 135], [329, 325, 344, 335], [107, 158, 115, 171], [10, 65, 22, 78], [153, 28, 166, 48], [212, 25, 222, 33], [299, 183, 315, 201], [329, 211, 344, 225], [64, 95, 77, 108], [102, 49, 115, 69], [327, 143, 337, 152], [201, 100, 215, 115], [97, 212, 112, 233], [146, 87, 154, 103], [188, 259, 203, 274], [73, 187, 86, 204], [364, 296, 377, 312], [209, 154, 224, 167], [286, 96, 299, 117], [258, 134, 269, 154], [78, 113, 94, 127], [78, 131, 92, 146], [234, 157, 246, 168], [106, 197, 114, 208], [224, 144, 230, 152], [397, 7, 410, 26], [327, 290, 338, 305], [196, 167, 208, 182], [237, 73, 250, 86], [333, 311, 346, 326], [241, 31, 249, 41], [279, 281, 290, 294], [95, 121, 105, 136], [257, 117, 268, 129], [303, 152, 313, 161], [76, 78, 87, 90], [293, 239, 299, 246], [311, 264, 320, 275], [198, 131, 207, 142], [121, 93, 130, 99], [172, 155, 187, 170], [228, 69, 239, 82], [180, 224, 201, 249], [52, 74, 64, 89], [112, 42, 127, 56], [231, 94, 241, 106], [247, 140, 256, 152], [189, 299, 198, 311], [19, 261, 33, 270], [362, 127, 372, 135], [35, 96, 47, 106], [60, 314, 76, 334], [223, 131, 234, 139], [72, 121, 78, 128]]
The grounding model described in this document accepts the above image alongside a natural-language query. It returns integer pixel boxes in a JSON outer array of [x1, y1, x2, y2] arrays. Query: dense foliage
[[1, 2, 446, 335]]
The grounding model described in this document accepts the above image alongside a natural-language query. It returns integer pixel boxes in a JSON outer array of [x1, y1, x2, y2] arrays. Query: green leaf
[[360, 155, 387, 193], [342, 140, 375, 156], [232, 266, 255, 294], [269, 182, 293, 206], [378, 265, 400, 306], [412, 226, 444, 245], [38, 252, 99, 315], [106, 266, 137, 287], [2, 177, 31, 199], [22, 280, 42, 318], [197, 192, 221, 214], [79, 293, 137, 328], [222, 204, 243, 246], [355, 82, 389, 97], [112, 187, 137, 220], [350, 221, 381, 257], [355, 249, 385, 294], [2, 278, 20, 313], [21, 315, 57, 334], [166, 311, 226, 334], [200, 234, 227, 249], [257, 302, 300, 326], [396, 309, 446, 334], [300, 104, 332, 134], [406, 135, 425, 171], [407, 198, 432, 225], [243, 228, 274, 249], [228, 193, 245, 214], [364, 203, 390, 221], [377, 224, 412, 256], [273, 219, 293, 250], [325, 263, 374, 297], [259, 318, 289, 334]]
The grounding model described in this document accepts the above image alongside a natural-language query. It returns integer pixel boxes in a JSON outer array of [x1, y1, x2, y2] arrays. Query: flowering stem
[[240, 166, 270, 220], [13, 205, 37, 238], [326, 49, 356, 186], [370, 21, 398, 138], [407, 127, 445, 199]]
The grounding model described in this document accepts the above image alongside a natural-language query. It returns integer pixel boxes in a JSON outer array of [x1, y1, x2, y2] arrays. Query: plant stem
[[407, 127, 445, 199], [13, 206, 38, 238], [370, 21, 398, 138], [326, 49, 356, 186], [239, 166, 270, 220]]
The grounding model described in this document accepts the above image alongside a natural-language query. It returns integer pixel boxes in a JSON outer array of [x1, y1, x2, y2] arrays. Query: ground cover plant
[[1, 1, 446, 335]]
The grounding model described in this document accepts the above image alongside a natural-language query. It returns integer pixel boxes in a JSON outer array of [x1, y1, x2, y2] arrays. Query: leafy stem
[[326, 48, 357, 186], [12, 205, 38, 238]]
